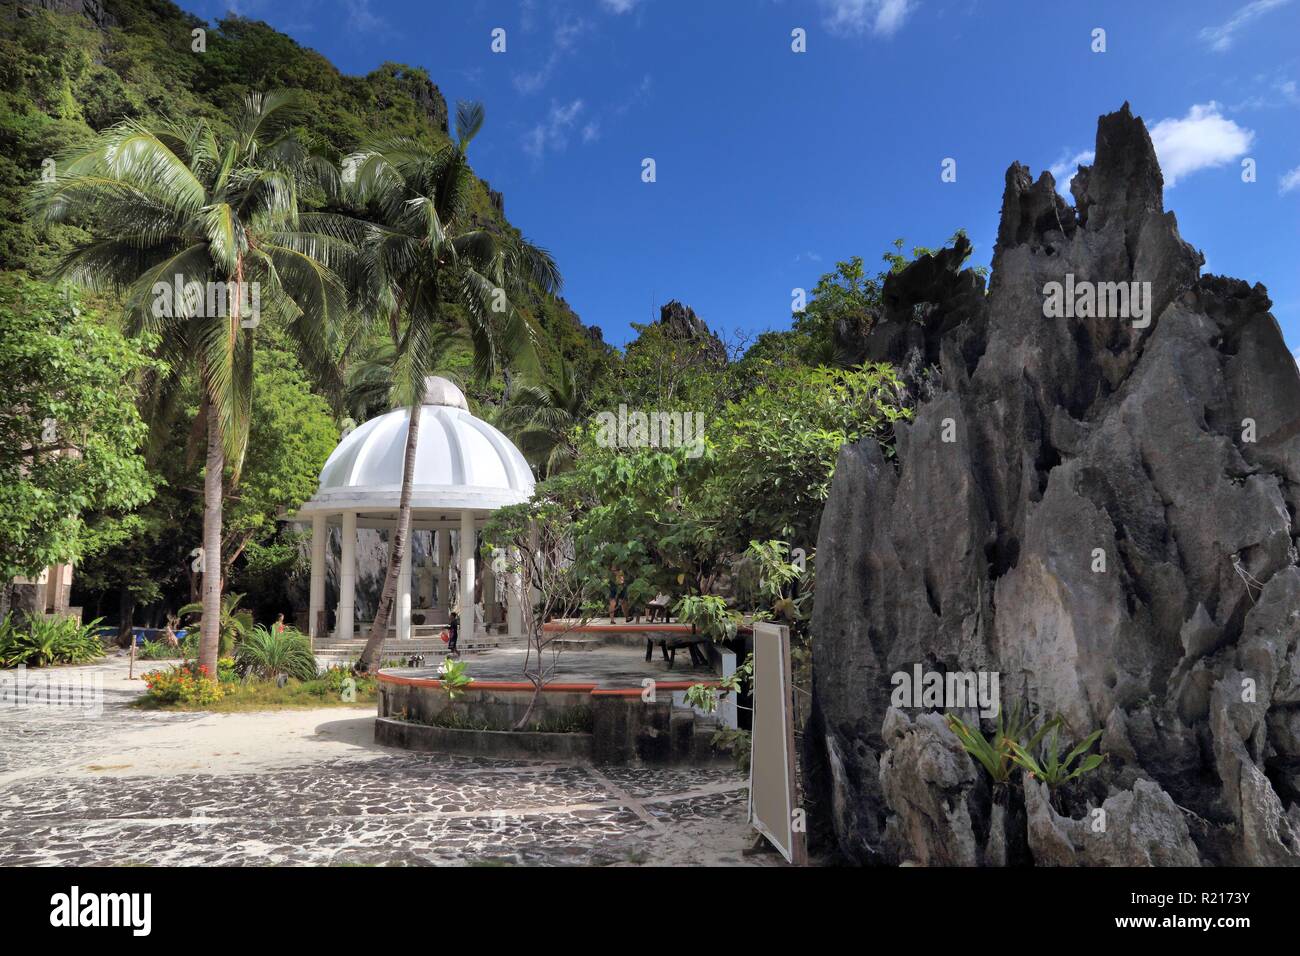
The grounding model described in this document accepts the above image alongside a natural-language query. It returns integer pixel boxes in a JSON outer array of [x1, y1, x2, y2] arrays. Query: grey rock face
[[1024, 778, 1201, 866], [878, 710, 980, 865], [657, 300, 727, 363], [808, 104, 1300, 865]]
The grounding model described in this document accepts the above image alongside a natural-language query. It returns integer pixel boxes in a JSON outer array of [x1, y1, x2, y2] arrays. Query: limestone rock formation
[[658, 300, 727, 363], [807, 104, 1300, 866]]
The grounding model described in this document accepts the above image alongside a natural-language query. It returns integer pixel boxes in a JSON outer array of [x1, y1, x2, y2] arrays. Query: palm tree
[[500, 355, 588, 477], [321, 101, 561, 672], [31, 91, 348, 676]]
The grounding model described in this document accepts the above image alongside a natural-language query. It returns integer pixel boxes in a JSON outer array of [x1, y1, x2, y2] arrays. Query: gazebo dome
[[298, 376, 534, 516]]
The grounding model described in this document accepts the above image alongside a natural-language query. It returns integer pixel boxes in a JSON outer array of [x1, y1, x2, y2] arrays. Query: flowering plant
[[143, 660, 224, 705]]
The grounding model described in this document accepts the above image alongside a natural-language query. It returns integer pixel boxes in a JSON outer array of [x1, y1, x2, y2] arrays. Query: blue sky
[[184, 0, 1300, 356]]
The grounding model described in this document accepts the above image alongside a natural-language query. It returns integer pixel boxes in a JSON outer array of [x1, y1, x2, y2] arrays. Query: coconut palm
[[500, 355, 588, 477], [318, 101, 561, 672], [30, 91, 348, 676]]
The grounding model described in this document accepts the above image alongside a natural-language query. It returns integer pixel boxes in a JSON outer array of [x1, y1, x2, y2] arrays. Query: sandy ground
[[0, 654, 778, 867]]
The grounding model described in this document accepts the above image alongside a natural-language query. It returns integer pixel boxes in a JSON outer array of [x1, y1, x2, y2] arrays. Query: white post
[[339, 511, 356, 640], [397, 520, 412, 641], [460, 510, 476, 640], [309, 513, 326, 642], [437, 528, 451, 610]]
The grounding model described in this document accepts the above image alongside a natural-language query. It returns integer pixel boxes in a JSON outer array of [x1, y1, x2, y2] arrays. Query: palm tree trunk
[[355, 400, 421, 672], [199, 392, 223, 676]]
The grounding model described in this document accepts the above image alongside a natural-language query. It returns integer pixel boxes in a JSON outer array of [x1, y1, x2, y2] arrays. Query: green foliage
[[1007, 726, 1107, 789], [178, 592, 253, 657], [436, 655, 472, 701], [0, 613, 105, 668], [685, 654, 751, 715], [945, 706, 1059, 785], [0, 276, 154, 579], [710, 363, 910, 547], [223, 331, 339, 569], [233, 624, 318, 682], [673, 595, 740, 642], [136, 638, 183, 660]]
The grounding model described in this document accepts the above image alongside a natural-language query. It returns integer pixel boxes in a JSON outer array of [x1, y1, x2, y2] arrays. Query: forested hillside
[[0, 0, 611, 623]]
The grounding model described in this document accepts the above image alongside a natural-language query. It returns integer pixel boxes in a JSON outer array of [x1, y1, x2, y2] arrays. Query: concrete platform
[[386, 644, 715, 689]]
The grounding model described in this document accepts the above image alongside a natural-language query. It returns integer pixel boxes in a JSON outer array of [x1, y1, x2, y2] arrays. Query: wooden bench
[[645, 632, 710, 669]]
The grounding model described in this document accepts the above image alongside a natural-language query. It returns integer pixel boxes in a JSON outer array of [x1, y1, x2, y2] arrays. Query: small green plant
[[233, 625, 317, 682], [945, 705, 1058, 785], [685, 653, 752, 714], [1007, 726, 1107, 788], [437, 656, 472, 700]]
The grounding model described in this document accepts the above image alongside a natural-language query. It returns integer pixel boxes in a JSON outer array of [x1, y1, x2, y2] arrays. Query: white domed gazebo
[[295, 376, 534, 645]]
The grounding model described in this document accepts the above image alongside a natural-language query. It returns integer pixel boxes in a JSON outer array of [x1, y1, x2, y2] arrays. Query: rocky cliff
[[807, 104, 1300, 866]]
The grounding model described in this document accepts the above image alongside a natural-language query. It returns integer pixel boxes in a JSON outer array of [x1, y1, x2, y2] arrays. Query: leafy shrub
[[234, 625, 318, 682], [0, 614, 105, 668], [137, 638, 182, 660], [142, 661, 224, 705], [673, 595, 740, 641]]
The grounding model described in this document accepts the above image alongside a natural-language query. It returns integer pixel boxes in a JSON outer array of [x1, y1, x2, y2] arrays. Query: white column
[[339, 511, 356, 640], [309, 513, 326, 641], [460, 510, 476, 639], [437, 528, 451, 609], [397, 518, 412, 641]]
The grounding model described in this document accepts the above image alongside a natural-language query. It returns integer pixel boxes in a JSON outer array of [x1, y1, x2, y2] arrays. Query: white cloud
[[343, 0, 386, 33], [1280, 165, 1300, 194], [1147, 103, 1254, 186], [582, 121, 601, 143], [513, 15, 590, 94], [821, 0, 916, 38], [600, 0, 642, 13], [1049, 149, 1095, 196], [522, 99, 586, 158], [1199, 0, 1292, 52]]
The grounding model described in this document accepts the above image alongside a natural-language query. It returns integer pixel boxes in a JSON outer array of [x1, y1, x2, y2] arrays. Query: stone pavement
[[0, 656, 770, 867]]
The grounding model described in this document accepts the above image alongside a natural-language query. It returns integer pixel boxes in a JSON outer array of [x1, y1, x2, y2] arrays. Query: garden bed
[[132, 673, 377, 712]]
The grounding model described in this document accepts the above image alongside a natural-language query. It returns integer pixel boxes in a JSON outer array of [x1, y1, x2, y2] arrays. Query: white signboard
[[748, 622, 806, 864]]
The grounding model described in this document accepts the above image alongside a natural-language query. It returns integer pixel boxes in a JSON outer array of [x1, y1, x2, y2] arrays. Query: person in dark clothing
[[447, 610, 460, 655]]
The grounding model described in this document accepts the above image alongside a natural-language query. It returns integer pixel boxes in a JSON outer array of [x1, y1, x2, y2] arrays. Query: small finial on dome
[[422, 376, 468, 410]]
